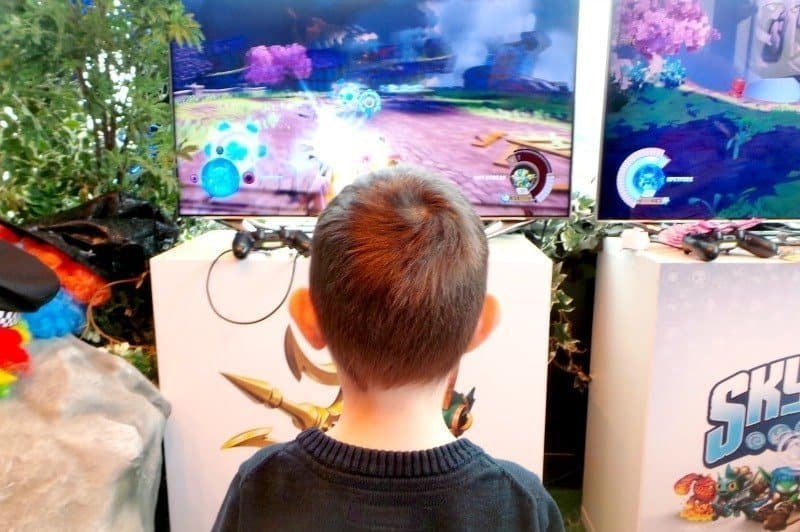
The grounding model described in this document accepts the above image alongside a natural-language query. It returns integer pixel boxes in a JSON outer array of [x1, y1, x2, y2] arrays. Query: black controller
[[681, 233, 720, 261], [681, 230, 778, 262], [232, 227, 312, 259], [735, 230, 779, 258]]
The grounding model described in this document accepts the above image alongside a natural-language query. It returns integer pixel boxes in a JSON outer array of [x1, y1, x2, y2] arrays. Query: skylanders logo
[[704, 354, 800, 468]]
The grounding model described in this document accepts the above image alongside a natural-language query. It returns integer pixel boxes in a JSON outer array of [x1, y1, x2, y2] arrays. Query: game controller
[[681, 233, 720, 261], [681, 230, 778, 261], [232, 227, 312, 259], [734, 230, 779, 258]]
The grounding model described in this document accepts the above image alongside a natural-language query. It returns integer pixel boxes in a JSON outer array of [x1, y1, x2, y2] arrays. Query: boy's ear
[[466, 294, 500, 352], [288, 288, 326, 350]]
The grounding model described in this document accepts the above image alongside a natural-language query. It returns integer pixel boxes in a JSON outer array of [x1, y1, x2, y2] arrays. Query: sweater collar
[[296, 428, 483, 478]]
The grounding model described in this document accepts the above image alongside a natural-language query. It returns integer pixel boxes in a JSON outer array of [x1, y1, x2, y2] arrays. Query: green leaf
[[0, 0, 201, 221]]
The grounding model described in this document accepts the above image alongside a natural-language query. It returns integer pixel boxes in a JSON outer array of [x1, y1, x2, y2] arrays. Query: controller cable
[[205, 248, 300, 325]]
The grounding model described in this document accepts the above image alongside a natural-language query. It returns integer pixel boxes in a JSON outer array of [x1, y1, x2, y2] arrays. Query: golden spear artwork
[[220, 372, 343, 449], [221, 326, 343, 449], [283, 325, 338, 386], [221, 325, 474, 449]]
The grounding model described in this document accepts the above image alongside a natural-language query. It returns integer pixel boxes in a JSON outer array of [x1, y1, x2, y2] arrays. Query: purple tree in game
[[171, 44, 213, 88], [615, 0, 720, 57], [613, 0, 719, 87], [243, 43, 313, 86]]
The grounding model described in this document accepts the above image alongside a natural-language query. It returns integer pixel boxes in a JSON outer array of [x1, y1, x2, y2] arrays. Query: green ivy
[[525, 196, 623, 389]]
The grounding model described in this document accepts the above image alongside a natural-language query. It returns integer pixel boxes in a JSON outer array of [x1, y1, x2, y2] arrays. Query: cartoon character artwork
[[752, 467, 800, 531], [441, 369, 475, 438], [220, 325, 476, 449], [674, 473, 717, 521], [712, 465, 763, 520], [673, 464, 800, 529]]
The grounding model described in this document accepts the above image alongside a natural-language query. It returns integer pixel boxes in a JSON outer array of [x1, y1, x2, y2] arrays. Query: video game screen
[[598, 0, 800, 221], [171, 0, 579, 218]]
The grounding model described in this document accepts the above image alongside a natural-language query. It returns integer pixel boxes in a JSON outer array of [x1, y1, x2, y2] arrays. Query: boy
[[212, 166, 564, 531]]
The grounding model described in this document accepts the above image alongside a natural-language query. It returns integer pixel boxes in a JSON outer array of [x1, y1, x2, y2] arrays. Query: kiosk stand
[[151, 230, 552, 532], [583, 238, 800, 532]]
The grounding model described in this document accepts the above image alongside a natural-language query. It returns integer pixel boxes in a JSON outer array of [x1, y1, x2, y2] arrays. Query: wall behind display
[[573, 0, 612, 199]]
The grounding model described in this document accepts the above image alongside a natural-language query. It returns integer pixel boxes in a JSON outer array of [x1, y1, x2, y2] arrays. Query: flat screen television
[[170, 0, 580, 218], [598, 0, 800, 221]]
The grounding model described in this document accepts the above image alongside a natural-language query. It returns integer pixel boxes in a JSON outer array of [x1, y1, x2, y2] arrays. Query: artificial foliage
[[0, 0, 203, 377], [524, 196, 623, 389], [0, 0, 203, 222]]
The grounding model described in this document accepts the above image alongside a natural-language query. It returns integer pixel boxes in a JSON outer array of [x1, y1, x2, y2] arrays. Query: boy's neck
[[325, 377, 457, 452]]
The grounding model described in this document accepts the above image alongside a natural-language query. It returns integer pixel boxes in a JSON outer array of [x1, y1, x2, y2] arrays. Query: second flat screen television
[[172, 0, 579, 218], [599, 0, 800, 221]]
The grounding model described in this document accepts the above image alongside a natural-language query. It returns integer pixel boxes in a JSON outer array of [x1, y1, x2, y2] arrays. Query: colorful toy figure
[[0, 319, 32, 399], [752, 467, 800, 530], [0, 369, 17, 399], [712, 465, 762, 519], [674, 473, 717, 521]]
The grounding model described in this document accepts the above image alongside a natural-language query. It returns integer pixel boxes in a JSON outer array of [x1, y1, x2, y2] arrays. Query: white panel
[[151, 230, 552, 532]]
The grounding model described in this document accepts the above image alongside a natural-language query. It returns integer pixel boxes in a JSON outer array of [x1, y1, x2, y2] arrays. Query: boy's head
[[290, 165, 498, 390]]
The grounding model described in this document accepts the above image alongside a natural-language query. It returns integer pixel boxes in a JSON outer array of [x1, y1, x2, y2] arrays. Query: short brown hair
[[309, 165, 488, 389]]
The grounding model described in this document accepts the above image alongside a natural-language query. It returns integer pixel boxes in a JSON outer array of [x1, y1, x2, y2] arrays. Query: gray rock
[[0, 336, 170, 532]]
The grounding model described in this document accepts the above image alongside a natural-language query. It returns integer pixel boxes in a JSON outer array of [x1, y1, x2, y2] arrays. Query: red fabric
[[0, 328, 30, 374]]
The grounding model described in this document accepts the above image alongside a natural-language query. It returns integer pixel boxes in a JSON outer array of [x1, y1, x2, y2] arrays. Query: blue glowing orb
[[357, 89, 382, 118], [201, 158, 240, 198], [631, 163, 666, 198], [225, 141, 248, 161]]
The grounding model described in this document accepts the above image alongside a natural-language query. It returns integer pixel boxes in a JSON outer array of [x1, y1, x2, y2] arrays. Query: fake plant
[[524, 195, 623, 389], [0, 0, 202, 222], [0, 0, 204, 379]]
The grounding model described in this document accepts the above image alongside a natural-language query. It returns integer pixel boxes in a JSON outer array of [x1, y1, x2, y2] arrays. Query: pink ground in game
[[179, 96, 571, 217]]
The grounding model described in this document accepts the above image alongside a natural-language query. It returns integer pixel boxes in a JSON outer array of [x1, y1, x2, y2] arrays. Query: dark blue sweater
[[212, 429, 565, 531]]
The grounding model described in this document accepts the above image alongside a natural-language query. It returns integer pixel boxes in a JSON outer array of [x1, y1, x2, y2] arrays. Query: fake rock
[[0, 336, 170, 532]]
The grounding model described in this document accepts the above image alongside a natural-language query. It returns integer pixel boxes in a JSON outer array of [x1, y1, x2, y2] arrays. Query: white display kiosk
[[151, 230, 552, 532], [583, 238, 800, 532]]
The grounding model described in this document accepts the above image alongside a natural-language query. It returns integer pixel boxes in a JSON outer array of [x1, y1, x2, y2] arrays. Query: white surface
[[620, 228, 651, 250], [583, 238, 800, 532], [151, 230, 552, 532], [572, 0, 613, 199]]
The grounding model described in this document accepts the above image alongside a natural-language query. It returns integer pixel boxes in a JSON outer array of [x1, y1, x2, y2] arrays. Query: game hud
[[599, 0, 800, 221], [171, 0, 579, 218]]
